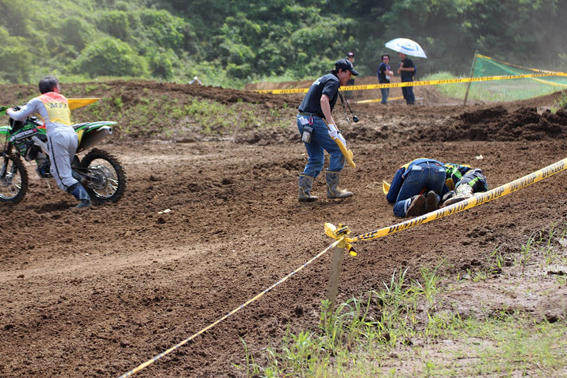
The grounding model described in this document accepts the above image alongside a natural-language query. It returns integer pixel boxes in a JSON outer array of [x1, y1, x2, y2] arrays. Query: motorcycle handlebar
[[0, 105, 21, 117]]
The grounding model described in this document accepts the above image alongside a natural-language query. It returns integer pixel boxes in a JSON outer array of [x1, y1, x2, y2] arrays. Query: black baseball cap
[[347, 52, 354, 57], [335, 58, 359, 76]]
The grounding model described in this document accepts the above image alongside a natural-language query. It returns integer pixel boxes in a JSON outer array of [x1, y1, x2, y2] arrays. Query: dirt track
[[1, 82, 567, 377]]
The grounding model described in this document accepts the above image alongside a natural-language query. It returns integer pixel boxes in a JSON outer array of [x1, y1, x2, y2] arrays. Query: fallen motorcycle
[[0, 99, 127, 204]]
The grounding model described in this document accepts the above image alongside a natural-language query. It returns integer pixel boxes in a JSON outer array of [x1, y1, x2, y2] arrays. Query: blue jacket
[[387, 158, 448, 203]]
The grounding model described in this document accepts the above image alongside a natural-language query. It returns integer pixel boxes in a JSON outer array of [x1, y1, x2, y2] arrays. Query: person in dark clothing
[[441, 163, 489, 206], [296, 58, 359, 202], [386, 158, 447, 217], [377, 53, 394, 104], [397, 52, 416, 105]]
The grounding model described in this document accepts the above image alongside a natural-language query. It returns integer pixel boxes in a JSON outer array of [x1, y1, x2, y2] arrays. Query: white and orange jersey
[[7, 92, 72, 136]]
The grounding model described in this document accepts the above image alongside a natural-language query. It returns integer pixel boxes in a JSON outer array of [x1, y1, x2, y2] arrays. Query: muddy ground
[[1, 80, 567, 377]]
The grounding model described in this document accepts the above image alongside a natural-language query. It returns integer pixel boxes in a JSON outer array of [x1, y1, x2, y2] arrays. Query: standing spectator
[[6, 76, 91, 209], [377, 53, 394, 105], [386, 158, 447, 217], [296, 59, 359, 202], [189, 76, 202, 85], [397, 52, 416, 105]]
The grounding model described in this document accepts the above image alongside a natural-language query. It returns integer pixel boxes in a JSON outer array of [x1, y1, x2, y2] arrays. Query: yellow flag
[[68, 98, 99, 110], [333, 137, 356, 169], [382, 180, 390, 194]]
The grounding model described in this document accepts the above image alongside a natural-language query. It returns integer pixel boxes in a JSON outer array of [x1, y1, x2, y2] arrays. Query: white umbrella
[[385, 38, 427, 59]]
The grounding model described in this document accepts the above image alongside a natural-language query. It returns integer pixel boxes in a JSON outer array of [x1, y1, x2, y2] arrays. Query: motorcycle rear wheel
[[79, 148, 127, 204], [0, 155, 29, 204]]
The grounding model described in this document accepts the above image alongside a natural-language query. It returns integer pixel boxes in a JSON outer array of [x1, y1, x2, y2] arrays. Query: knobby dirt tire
[[0, 154, 29, 204], [79, 148, 127, 204]]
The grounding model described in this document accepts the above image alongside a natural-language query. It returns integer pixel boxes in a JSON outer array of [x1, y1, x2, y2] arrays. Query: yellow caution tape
[[327, 157, 567, 245], [254, 72, 567, 94], [354, 96, 404, 104], [333, 137, 356, 169], [255, 87, 310, 94], [68, 98, 99, 110], [324, 223, 357, 256], [118, 238, 342, 377]]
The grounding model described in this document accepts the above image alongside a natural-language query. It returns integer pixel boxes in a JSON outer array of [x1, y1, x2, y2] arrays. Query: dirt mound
[[415, 105, 567, 142], [116, 80, 294, 107], [0, 80, 300, 110], [1, 81, 567, 378]]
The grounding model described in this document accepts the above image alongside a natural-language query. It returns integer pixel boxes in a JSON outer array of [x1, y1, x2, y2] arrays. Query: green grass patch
[[243, 222, 567, 377], [551, 91, 567, 113]]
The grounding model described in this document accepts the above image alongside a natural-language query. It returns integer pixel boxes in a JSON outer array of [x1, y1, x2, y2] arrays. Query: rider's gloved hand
[[7, 106, 20, 116]]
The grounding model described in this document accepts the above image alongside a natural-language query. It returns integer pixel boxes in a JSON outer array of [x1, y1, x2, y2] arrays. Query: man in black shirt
[[397, 52, 416, 105], [296, 59, 359, 202]]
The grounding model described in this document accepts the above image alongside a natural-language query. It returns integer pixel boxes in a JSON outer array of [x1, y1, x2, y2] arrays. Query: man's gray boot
[[443, 184, 473, 207], [69, 183, 92, 209], [326, 171, 353, 199], [298, 174, 318, 202]]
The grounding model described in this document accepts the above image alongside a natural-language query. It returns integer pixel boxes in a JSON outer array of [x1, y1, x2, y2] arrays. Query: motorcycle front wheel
[[0, 154, 29, 204], [79, 148, 127, 204]]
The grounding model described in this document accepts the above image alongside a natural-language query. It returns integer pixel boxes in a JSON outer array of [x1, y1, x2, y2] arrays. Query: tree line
[[0, 0, 565, 88]]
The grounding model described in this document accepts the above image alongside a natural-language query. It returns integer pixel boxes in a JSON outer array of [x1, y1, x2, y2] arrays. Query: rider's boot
[[68, 183, 92, 209], [442, 185, 474, 207]]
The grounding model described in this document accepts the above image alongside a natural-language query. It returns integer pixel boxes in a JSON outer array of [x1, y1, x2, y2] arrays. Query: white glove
[[327, 124, 338, 139]]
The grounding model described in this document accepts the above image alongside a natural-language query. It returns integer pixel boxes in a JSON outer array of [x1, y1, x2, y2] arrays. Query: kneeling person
[[386, 158, 447, 217]]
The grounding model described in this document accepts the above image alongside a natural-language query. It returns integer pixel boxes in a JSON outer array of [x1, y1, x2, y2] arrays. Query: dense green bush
[[0, 28, 33, 83], [97, 10, 130, 41], [147, 47, 177, 80], [59, 17, 96, 52], [75, 37, 149, 78]]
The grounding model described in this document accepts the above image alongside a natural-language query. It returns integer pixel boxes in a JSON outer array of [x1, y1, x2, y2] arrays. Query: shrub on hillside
[[75, 37, 149, 78]]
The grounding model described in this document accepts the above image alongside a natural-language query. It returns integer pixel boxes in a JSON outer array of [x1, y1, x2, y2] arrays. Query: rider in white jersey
[[6, 76, 91, 209]]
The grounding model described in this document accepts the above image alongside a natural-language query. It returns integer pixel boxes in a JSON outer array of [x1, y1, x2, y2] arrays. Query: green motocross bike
[[0, 101, 127, 204]]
